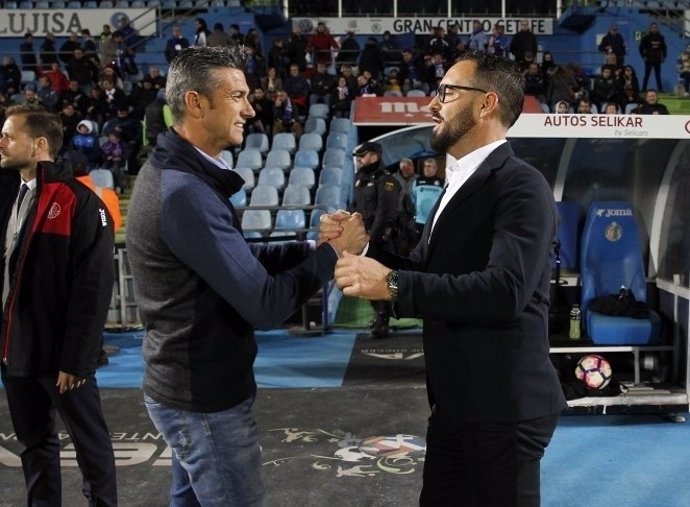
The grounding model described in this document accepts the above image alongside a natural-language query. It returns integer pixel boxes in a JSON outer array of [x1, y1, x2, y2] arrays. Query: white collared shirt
[[429, 140, 506, 238], [194, 146, 231, 171]]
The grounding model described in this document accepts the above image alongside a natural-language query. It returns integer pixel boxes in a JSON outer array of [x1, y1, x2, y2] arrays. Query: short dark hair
[[5, 104, 63, 159], [456, 50, 525, 128], [166, 46, 249, 122]]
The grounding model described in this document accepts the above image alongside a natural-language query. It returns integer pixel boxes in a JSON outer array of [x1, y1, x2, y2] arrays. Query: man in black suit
[[333, 51, 567, 506]]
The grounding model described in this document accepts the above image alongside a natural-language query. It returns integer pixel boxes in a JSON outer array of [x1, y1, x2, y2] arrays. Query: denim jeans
[[144, 394, 264, 507]]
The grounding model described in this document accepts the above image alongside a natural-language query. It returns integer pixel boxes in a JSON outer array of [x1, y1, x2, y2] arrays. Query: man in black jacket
[[334, 51, 566, 506], [0, 104, 117, 506], [639, 22, 667, 92]]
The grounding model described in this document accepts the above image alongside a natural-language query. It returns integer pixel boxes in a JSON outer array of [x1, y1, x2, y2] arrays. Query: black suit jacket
[[375, 142, 567, 424]]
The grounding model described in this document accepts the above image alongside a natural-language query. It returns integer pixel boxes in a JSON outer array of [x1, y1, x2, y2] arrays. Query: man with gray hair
[[126, 46, 367, 505]]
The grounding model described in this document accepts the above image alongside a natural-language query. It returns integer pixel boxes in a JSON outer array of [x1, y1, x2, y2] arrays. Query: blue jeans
[[144, 394, 264, 507]]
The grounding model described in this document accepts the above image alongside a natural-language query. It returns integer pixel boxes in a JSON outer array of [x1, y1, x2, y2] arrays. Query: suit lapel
[[424, 143, 514, 263]]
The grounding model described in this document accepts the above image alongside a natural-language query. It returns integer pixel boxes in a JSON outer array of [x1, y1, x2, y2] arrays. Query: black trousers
[[642, 61, 663, 91], [420, 410, 560, 507], [1, 372, 117, 507]]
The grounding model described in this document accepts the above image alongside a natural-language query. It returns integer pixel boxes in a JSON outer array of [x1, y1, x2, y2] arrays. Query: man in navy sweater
[[126, 46, 367, 506]]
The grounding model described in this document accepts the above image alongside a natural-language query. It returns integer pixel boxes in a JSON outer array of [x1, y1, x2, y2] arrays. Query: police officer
[[351, 141, 400, 338], [392, 157, 418, 256], [412, 157, 444, 237]]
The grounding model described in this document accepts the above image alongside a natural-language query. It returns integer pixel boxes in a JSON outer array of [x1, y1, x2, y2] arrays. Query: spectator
[[339, 64, 358, 91], [1, 56, 22, 95], [99, 24, 113, 46], [100, 130, 126, 186], [101, 78, 128, 119], [576, 97, 594, 114], [604, 102, 620, 114], [487, 22, 508, 57], [56, 103, 80, 151], [392, 157, 419, 255], [571, 63, 591, 103], [44, 61, 69, 93], [58, 79, 87, 111], [620, 84, 641, 111], [331, 75, 353, 118], [207, 22, 233, 47], [260, 66, 284, 101], [36, 75, 58, 111], [244, 45, 265, 91], [676, 43, 690, 97], [272, 89, 303, 137], [335, 31, 361, 74], [246, 87, 273, 136], [591, 65, 619, 110], [426, 52, 447, 93], [310, 61, 335, 107], [468, 20, 488, 53], [194, 18, 210, 48], [398, 49, 427, 95], [428, 27, 450, 60], [283, 63, 310, 117], [229, 23, 244, 45], [308, 22, 339, 66], [412, 157, 444, 236], [39, 32, 59, 67], [12, 85, 43, 107], [145, 65, 166, 90], [245, 29, 264, 58], [633, 89, 669, 114], [546, 65, 576, 112], [616, 64, 640, 100], [165, 25, 190, 64], [510, 19, 538, 65], [359, 37, 385, 80], [383, 67, 403, 96], [555, 100, 570, 114], [59, 33, 81, 65], [100, 66, 125, 90], [598, 23, 626, 68], [81, 84, 108, 126], [19, 32, 38, 74], [80, 29, 100, 66], [356, 70, 380, 97], [128, 76, 157, 120], [144, 87, 170, 148], [287, 28, 308, 72], [66, 47, 99, 92], [524, 61, 546, 104], [267, 37, 289, 77], [70, 119, 101, 169], [639, 22, 667, 92], [381, 30, 401, 67], [540, 50, 556, 83], [117, 16, 138, 50]]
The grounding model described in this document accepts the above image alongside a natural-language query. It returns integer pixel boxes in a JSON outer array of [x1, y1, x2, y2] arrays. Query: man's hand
[[328, 213, 368, 256], [56, 371, 87, 395], [317, 210, 350, 245], [335, 251, 392, 300]]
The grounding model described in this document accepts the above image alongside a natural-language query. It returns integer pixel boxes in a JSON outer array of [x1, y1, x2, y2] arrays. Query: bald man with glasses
[[335, 51, 566, 506]]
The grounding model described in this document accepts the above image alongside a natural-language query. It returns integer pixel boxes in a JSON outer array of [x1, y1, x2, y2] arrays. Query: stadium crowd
[[0, 14, 683, 187]]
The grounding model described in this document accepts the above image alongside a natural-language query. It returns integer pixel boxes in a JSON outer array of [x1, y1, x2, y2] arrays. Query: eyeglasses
[[435, 83, 488, 103]]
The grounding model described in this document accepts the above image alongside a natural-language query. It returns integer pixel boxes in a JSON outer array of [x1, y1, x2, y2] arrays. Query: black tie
[[16, 183, 29, 217]]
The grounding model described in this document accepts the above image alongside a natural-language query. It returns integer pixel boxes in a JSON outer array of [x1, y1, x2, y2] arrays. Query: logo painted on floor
[[360, 347, 424, 361], [263, 428, 426, 477]]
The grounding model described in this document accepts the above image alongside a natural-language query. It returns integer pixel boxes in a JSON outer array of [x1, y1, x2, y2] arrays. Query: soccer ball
[[574, 354, 613, 390]]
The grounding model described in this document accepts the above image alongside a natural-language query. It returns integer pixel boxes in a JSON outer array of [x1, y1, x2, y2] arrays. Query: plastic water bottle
[[569, 304, 581, 340]]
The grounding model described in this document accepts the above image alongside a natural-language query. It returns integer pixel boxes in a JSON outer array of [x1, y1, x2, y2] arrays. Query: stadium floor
[[1, 328, 690, 506]]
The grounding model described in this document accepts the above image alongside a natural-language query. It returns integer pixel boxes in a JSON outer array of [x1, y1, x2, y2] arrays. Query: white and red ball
[[574, 354, 613, 390]]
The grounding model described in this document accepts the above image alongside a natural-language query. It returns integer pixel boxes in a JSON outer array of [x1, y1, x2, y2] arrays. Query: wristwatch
[[386, 270, 399, 303]]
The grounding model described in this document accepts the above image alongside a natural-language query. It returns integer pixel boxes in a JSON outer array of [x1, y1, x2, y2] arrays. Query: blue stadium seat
[[580, 201, 661, 345], [282, 185, 311, 206], [307, 208, 326, 240], [66, 0, 81, 5], [229, 188, 247, 208], [233, 166, 255, 191], [329, 117, 351, 134], [294, 149, 319, 170], [241, 209, 272, 233], [257, 167, 286, 191], [249, 184, 279, 207], [245, 132, 269, 155], [20, 70, 35, 86], [90, 169, 115, 189], [298, 133, 323, 153], [305, 117, 327, 136], [115, 0, 129, 6], [275, 209, 306, 230], [4, 1, 18, 8], [271, 133, 296, 154], [236, 149, 263, 172], [318, 167, 343, 187], [35, 1, 50, 7], [314, 184, 341, 212], [18, 0, 31, 6], [326, 132, 348, 151], [264, 150, 292, 171], [308, 103, 330, 119], [322, 148, 346, 169], [288, 167, 316, 189], [220, 149, 234, 168], [406, 89, 427, 97]]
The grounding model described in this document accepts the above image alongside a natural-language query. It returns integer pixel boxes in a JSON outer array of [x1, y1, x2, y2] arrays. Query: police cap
[[353, 141, 382, 157]]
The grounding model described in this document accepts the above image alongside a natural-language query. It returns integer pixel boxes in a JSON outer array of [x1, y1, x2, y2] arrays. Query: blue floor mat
[[92, 329, 357, 389]]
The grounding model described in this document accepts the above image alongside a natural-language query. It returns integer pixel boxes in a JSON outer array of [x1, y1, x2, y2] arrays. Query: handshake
[[318, 211, 393, 301], [317, 210, 368, 257]]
